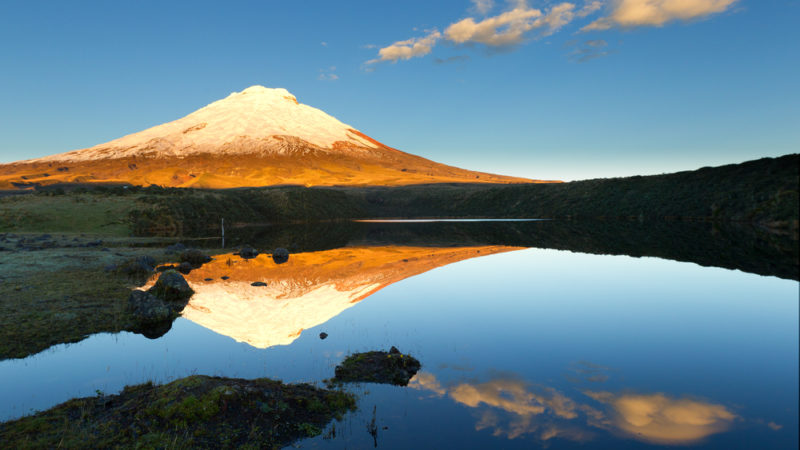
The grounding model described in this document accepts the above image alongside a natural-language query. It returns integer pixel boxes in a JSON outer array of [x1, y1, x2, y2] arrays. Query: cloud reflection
[[585, 391, 737, 445], [411, 374, 585, 441], [410, 371, 738, 445]]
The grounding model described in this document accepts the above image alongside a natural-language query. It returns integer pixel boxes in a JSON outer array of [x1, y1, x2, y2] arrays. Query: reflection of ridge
[[221, 220, 798, 281], [180, 246, 522, 348], [410, 372, 739, 445]]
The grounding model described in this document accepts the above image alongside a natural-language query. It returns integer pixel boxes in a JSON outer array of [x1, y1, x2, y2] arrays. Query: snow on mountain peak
[[35, 85, 378, 162], [228, 85, 297, 103]]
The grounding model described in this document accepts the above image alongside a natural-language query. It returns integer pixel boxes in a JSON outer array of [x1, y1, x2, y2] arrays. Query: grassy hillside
[[124, 154, 798, 235], [0, 193, 141, 236], [350, 154, 798, 224], [2, 154, 796, 237]]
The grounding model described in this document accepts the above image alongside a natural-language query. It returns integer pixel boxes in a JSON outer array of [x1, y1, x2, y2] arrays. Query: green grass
[[0, 375, 357, 449], [0, 193, 144, 236], [0, 237, 176, 360]]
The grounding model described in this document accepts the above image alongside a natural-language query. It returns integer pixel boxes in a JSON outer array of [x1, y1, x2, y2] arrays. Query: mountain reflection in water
[[1, 218, 795, 449], [175, 246, 522, 348]]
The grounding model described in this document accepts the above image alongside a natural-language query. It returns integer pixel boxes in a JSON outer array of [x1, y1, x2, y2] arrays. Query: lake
[[1, 220, 797, 449]]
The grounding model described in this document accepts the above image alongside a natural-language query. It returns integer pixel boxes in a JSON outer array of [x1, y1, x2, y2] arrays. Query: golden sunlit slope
[[153, 245, 523, 348], [0, 86, 552, 189]]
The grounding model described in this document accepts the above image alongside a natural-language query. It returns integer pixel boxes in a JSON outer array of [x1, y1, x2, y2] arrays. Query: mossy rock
[[0, 375, 357, 448], [334, 347, 421, 386], [127, 290, 171, 324], [148, 269, 194, 304]]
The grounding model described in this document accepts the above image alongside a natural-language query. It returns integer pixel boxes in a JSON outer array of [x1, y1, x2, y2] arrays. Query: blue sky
[[0, 0, 797, 180]]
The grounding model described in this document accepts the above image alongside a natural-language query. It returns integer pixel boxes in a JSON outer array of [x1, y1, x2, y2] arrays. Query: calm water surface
[[1, 221, 797, 449]]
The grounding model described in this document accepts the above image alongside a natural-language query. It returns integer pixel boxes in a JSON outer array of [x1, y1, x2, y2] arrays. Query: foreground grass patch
[[0, 375, 356, 449]]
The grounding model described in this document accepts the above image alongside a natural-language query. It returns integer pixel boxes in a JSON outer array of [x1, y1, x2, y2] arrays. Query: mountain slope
[[0, 86, 548, 189]]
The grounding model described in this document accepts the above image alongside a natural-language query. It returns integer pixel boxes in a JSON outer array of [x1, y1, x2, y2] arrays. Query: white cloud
[[538, 3, 578, 36], [444, 2, 580, 47], [318, 66, 339, 81], [365, 0, 736, 66], [471, 0, 495, 15], [585, 39, 608, 47], [577, 1, 605, 18], [366, 30, 442, 64], [444, 3, 544, 46], [583, 0, 737, 30]]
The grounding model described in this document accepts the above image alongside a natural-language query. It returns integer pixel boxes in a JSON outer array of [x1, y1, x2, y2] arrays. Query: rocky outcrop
[[148, 270, 194, 305], [128, 290, 171, 324], [333, 347, 421, 386]]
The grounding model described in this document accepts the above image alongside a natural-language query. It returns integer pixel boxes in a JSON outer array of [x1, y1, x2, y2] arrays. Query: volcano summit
[[0, 86, 543, 189]]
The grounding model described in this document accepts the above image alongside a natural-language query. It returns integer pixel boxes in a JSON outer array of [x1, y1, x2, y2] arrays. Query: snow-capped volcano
[[37, 85, 379, 162], [0, 86, 547, 188]]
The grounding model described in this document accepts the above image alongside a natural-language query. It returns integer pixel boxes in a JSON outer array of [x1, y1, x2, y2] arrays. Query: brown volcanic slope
[[0, 86, 551, 189]]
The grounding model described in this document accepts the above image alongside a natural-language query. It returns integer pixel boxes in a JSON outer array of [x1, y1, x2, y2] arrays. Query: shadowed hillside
[[114, 154, 798, 236]]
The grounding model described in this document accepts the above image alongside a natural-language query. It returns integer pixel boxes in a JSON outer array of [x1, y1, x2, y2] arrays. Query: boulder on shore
[[148, 270, 194, 304], [180, 249, 212, 267], [115, 255, 156, 276], [128, 290, 171, 325], [272, 248, 289, 264], [177, 261, 193, 274], [239, 246, 259, 259]]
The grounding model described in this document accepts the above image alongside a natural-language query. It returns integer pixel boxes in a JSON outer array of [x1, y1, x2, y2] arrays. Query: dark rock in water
[[178, 261, 193, 274], [136, 319, 173, 339], [221, 276, 230, 280], [272, 248, 290, 264], [101, 247, 110, 252], [85, 240, 102, 247], [128, 290, 171, 325], [165, 243, 186, 254], [251, 281, 268, 287], [239, 245, 259, 259], [204, 278, 213, 281], [333, 348, 421, 386], [319, 332, 328, 340], [180, 249, 212, 267], [148, 270, 194, 304]]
